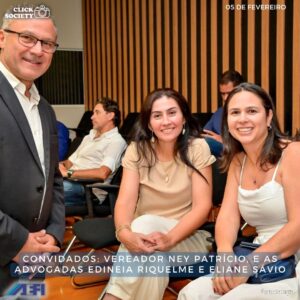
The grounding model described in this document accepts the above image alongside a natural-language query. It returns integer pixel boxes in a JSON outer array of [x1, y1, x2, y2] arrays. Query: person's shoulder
[[230, 152, 245, 171], [0, 70, 8, 85], [187, 138, 216, 167], [122, 142, 140, 165], [188, 138, 213, 156], [114, 131, 127, 143], [40, 96, 57, 114], [39, 95, 51, 107], [279, 141, 300, 175], [125, 141, 137, 154], [189, 137, 209, 148], [282, 141, 300, 157], [119, 133, 127, 144], [39, 96, 57, 120]]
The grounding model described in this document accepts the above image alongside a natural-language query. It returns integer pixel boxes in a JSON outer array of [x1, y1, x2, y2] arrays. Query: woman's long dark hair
[[220, 82, 290, 172], [132, 88, 206, 179]]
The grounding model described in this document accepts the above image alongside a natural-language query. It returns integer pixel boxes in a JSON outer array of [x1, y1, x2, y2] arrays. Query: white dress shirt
[[69, 127, 126, 178], [0, 62, 45, 174]]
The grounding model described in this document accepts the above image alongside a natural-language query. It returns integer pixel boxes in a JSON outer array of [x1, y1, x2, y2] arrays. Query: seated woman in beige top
[[103, 88, 215, 300]]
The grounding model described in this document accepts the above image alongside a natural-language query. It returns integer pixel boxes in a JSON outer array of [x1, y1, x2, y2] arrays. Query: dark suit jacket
[[0, 71, 65, 270]]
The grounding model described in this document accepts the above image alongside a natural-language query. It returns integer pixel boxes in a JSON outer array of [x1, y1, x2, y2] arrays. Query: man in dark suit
[[0, 4, 65, 294]]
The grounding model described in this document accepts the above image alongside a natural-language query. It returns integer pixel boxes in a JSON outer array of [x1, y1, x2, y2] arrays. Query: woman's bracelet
[[115, 224, 131, 242]]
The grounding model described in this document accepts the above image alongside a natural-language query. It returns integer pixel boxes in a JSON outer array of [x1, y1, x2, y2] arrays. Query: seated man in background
[[202, 70, 244, 156], [59, 98, 127, 206]]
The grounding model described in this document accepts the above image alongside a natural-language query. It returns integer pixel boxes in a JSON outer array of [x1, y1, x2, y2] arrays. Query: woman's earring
[[182, 124, 186, 135], [268, 125, 272, 131], [151, 131, 155, 143]]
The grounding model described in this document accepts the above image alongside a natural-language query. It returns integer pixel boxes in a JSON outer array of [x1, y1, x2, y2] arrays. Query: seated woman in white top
[[102, 88, 215, 300], [178, 82, 300, 300]]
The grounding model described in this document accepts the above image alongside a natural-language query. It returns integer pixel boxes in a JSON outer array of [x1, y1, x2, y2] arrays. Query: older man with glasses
[[0, 4, 64, 293], [2, 28, 59, 53]]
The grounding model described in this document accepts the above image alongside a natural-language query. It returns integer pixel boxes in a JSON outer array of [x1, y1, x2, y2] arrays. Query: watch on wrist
[[67, 169, 74, 178]]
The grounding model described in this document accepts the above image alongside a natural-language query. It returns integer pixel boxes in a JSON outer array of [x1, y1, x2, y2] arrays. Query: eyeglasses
[[3, 29, 59, 53]]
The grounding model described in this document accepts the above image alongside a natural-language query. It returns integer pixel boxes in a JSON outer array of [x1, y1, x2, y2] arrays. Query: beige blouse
[[122, 138, 215, 220]]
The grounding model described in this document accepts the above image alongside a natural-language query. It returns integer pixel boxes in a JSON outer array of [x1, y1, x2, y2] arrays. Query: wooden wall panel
[[200, 0, 207, 112], [190, 0, 197, 112], [156, 0, 163, 88], [148, 0, 155, 92], [82, 0, 300, 132], [222, 0, 229, 71], [111, 0, 117, 101], [116, 0, 123, 114], [234, 0, 242, 72], [172, 0, 179, 91], [210, 0, 218, 112], [122, 0, 129, 115], [100, 0, 106, 96], [128, 0, 135, 111], [247, 1, 255, 83], [181, 0, 188, 99], [141, 0, 148, 109], [261, 0, 270, 91], [134, 0, 142, 111], [276, 0, 285, 129], [164, 0, 171, 88]]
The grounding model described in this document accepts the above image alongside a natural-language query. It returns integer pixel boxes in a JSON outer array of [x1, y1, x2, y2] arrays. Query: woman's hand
[[119, 230, 157, 253], [212, 275, 248, 295], [212, 253, 249, 295], [147, 232, 175, 251], [202, 129, 223, 143]]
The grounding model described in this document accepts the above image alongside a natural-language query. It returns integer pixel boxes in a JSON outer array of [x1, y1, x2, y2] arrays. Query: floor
[[34, 218, 256, 299], [42, 276, 181, 300], [40, 221, 188, 300]]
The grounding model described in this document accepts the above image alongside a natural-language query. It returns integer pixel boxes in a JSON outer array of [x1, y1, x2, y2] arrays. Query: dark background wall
[[36, 50, 84, 105]]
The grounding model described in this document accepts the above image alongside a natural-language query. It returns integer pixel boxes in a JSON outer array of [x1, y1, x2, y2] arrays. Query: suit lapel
[[0, 72, 44, 175], [39, 100, 50, 180]]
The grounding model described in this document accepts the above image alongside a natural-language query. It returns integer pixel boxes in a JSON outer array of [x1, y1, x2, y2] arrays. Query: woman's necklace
[[246, 157, 260, 186], [155, 144, 175, 183], [158, 160, 173, 183], [165, 174, 169, 183]]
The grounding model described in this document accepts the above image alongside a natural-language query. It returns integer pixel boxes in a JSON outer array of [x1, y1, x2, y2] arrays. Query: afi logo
[[6, 282, 45, 296]]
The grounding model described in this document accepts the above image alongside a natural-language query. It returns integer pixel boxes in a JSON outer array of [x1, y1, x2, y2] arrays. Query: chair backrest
[[119, 112, 140, 142], [212, 160, 227, 206], [75, 110, 93, 137], [65, 111, 93, 158], [110, 165, 123, 185], [192, 112, 213, 128], [107, 166, 123, 216], [66, 136, 83, 157]]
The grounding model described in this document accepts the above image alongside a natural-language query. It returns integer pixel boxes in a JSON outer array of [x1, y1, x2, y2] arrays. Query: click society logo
[[5, 281, 45, 297], [5, 4, 51, 19]]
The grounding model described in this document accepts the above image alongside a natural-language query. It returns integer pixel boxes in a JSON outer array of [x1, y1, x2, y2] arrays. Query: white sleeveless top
[[238, 156, 287, 245]]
